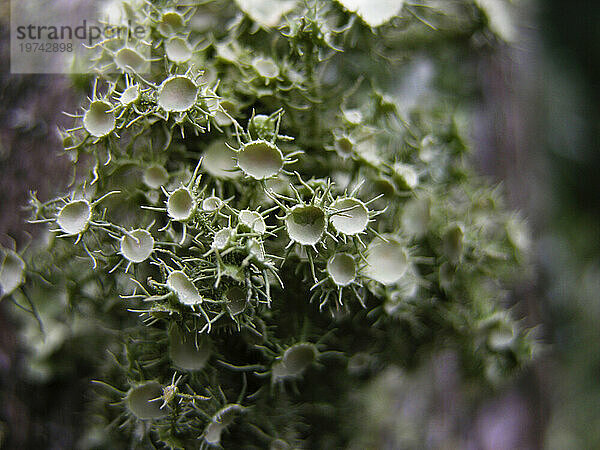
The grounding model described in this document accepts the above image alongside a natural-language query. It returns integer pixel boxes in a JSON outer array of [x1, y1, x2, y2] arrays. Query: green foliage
[[2, 0, 532, 447]]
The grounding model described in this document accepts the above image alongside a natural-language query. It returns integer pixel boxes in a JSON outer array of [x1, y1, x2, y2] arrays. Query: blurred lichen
[[1, 0, 533, 447]]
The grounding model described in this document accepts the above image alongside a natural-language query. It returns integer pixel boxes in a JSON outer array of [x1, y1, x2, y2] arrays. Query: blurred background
[[1, 0, 599, 448]]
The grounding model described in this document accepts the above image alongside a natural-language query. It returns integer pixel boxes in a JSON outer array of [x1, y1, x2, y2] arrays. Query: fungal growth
[[83, 101, 115, 138], [9, 1, 533, 448], [443, 223, 465, 265], [236, 140, 284, 179], [120, 229, 154, 263], [365, 237, 410, 285], [401, 197, 430, 238], [159, 10, 185, 34], [202, 196, 222, 212], [119, 85, 140, 106], [158, 75, 199, 112], [114, 47, 147, 72], [167, 271, 203, 305], [282, 343, 317, 376], [224, 286, 248, 316], [334, 135, 354, 158], [330, 198, 369, 235], [167, 187, 196, 221], [169, 327, 212, 371], [393, 163, 418, 190], [143, 165, 169, 189], [126, 381, 167, 420], [202, 140, 238, 179], [238, 210, 266, 234], [212, 228, 233, 250], [0, 250, 25, 298], [285, 205, 326, 246], [252, 57, 279, 79], [326, 253, 356, 286], [56, 200, 92, 235], [165, 37, 192, 63], [204, 405, 243, 445]]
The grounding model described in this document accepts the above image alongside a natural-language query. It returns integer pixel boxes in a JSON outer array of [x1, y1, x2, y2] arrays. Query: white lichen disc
[[169, 327, 212, 371], [282, 343, 317, 376], [337, 0, 404, 27], [334, 136, 354, 157], [214, 100, 235, 126], [160, 11, 184, 33], [165, 37, 192, 63], [238, 210, 266, 234], [202, 196, 222, 211], [57, 200, 92, 235], [393, 163, 418, 190], [247, 239, 266, 261], [342, 108, 363, 124], [401, 198, 430, 238], [365, 237, 409, 285], [443, 224, 464, 264], [212, 228, 233, 250], [271, 360, 292, 382], [285, 205, 326, 246], [253, 57, 279, 79], [126, 381, 167, 420], [236, 140, 283, 179], [119, 85, 140, 106], [0, 250, 25, 298], [326, 253, 356, 286], [330, 198, 369, 235], [143, 165, 169, 189], [488, 325, 514, 351], [167, 271, 203, 305], [83, 101, 115, 138], [204, 422, 224, 445], [114, 47, 147, 72], [158, 75, 198, 112], [224, 286, 247, 316], [167, 187, 196, 221], [120, 229, 154, 263], [204, 404, 242, 444], [202, 140, 238, 179], [234, 0, 296, 27]]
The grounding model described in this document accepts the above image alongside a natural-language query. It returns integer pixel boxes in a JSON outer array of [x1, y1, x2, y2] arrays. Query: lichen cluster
[[1, 0, 532, 448]]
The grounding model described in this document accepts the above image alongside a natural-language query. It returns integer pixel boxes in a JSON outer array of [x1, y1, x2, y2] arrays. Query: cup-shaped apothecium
[[167, 187, 197, 221], [126, 381, 167, 420], [119, 84, 140, 106], [224, 286, 248, 316], [330, 198, 369, 236], [158, 75, 199, 112], [83, 101, 115, 138], [0, 250, 25, 298], [57, 200, 92, 235], [238, 210, 266, 234], [236, 140, 283, 180], [252, 57, 280, 79], [326, 253, 357, 287], [285, 205, 327, 246], [114, 47, 148, 73], [165, 37, 193, 63], [282, 343, 318, 376], [167, 270, 203, 306], [365, 237, 410, 285], [120, 229, 154, 263], [143, 165, 169, 189], [202, 140, 239, 179], [169, 327, 212, 371]]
